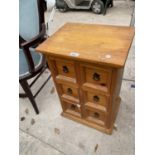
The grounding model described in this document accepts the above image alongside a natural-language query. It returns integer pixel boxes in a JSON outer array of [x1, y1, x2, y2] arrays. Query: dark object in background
[[20, 117, 26, 121], [56, 0, 113, 15], [43, 0, 47, 11]]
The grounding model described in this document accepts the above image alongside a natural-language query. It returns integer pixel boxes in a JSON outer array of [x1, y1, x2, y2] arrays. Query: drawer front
[[62, 84, 79, 98], [55, 59, 76, 78], [85, 108, 106, 126], [63, 101, 81, 118], [87, 92, 108, 108], [80, 64, 112, 93], [85, 67, 111, 88]]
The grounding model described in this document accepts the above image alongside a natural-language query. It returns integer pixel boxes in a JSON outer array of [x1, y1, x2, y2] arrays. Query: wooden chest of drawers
[[36, 23, 134, 134]]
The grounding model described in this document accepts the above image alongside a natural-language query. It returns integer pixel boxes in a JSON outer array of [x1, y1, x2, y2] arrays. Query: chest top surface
[[36, 23, 135, 68]]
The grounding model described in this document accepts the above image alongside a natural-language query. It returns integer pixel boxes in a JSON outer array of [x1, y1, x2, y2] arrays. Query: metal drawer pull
[[93, 73, 100, 81], [93, 95, 100, 102], [71, 104, 76, 110], [94, 112, 100, 118], [62, 66, 69, 73], [67, 88, 73, 95]]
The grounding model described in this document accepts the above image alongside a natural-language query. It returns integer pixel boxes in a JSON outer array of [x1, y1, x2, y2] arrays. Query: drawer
[[86, 92, 108, 108], [81, 64, 112, 93], [60, 84, 79, 103], [62, 85, 79, 98], [85, 108, 106, 126], [63, 101, 81, 118], [85, 67, 111, 88], [55, 59, 76, 78]]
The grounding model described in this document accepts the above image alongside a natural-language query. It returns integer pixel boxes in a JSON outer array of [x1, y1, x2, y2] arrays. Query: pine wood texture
[[36, 23, 134, 134], [36, 23, 134, 68]]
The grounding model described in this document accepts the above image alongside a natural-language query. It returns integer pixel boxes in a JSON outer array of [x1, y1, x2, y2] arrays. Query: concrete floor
[[19, 1, 135, 155]]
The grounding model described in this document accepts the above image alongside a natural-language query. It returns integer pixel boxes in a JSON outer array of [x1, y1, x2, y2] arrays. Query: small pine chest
[[36, 23, 134, 134]]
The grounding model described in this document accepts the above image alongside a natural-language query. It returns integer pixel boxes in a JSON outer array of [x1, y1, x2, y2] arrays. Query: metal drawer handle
[[93, 95, 100, 102], [67, 88, 73, 95], [62, 66, 69, 73], [93, 73, 100, 81], [94, 112, 100, 118], [71, 104, 76, 110]]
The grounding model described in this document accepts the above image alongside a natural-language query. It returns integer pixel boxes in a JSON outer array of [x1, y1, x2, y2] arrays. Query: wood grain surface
[[36, 23, 134, 68]]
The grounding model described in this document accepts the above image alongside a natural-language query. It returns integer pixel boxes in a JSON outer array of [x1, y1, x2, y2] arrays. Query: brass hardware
[[93, 95, 100, 102], [93, 73, 100, 81], [94, 112, 99, 118], [63, 66, 69, 73], [67, 88, 73, 95], [71, 104, 76, 110]]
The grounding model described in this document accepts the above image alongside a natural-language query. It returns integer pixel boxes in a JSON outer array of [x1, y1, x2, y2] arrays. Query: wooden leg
[[20, 80, 39, 114], [111, 0, 113, 7]]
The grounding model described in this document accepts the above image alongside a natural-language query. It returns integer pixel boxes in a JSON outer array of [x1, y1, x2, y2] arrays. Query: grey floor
[[19, 1, 135, 155]]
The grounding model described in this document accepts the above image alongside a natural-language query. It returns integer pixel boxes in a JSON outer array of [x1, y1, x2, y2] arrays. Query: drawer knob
[[94, 112, 100, 118], [93, 95, 100, 102], [71, 104, 76, 110], [67, 88, 73, 95], [93, 73, 100, 81], [62, 66, 69, 73]]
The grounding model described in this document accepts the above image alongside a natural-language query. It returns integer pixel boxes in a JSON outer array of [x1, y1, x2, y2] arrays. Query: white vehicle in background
[[55, 0, 113, 14]]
